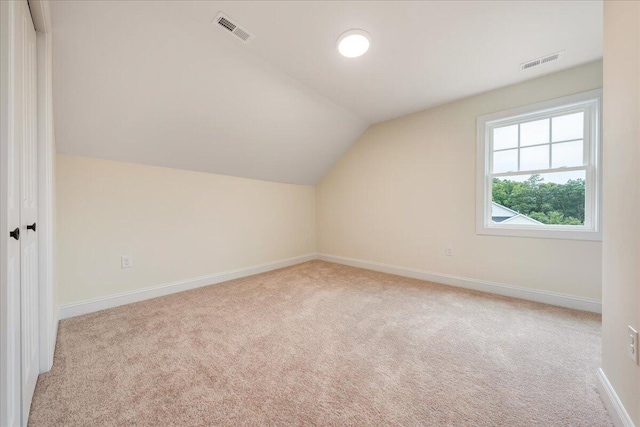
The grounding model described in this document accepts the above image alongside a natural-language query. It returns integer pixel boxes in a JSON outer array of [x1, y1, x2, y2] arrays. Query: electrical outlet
[[304, 235, 309, 243], [629, 326, 638, 365], [445, 247, 454, 256], [121, 255, 133, 269]]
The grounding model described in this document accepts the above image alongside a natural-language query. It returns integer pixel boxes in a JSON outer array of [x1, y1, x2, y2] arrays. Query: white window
[[476, 89, 602, 241]]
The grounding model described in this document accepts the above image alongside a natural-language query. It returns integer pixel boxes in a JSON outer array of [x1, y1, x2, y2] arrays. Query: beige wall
[[602, 1, 640, 424], [56, 155, 316, 305], [317, 61, 603, 301]]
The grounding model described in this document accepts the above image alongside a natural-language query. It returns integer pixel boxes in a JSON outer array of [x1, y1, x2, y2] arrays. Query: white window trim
[[476, 89, 602, 241]]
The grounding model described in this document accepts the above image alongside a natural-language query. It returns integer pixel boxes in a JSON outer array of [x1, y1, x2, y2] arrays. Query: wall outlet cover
[[629, 325, 638, 365], [121, 255, 133, 269]]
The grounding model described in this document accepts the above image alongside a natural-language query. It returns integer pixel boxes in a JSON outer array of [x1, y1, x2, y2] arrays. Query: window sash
[[488, 106, 591, 175], [486, 165, 592, 229]]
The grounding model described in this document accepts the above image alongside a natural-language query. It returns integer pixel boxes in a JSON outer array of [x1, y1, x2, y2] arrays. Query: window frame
[[476, 89, 602, 241]]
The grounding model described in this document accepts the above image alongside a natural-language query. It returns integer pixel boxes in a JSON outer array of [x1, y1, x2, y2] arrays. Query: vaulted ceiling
[[51, 1, 602, 185]]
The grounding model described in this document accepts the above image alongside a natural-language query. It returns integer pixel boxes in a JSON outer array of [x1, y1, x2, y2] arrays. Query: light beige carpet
[[30, 261, 611, 426]]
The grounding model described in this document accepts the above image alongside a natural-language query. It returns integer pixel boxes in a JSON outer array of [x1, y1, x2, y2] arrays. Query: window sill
[[476, 225, 602, 241]]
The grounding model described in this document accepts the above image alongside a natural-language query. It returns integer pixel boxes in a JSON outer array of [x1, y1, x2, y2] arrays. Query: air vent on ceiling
[[214, 13, 254, 43], [520, 51, 565, 71]]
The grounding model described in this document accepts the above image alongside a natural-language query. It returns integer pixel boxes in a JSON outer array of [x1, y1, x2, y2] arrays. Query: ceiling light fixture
[[337, 29, 371, 58]]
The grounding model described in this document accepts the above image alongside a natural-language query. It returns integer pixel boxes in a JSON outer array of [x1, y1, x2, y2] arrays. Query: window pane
[[491, 170, 586, 226], [552, 112, 583, 142], [552, 140, 584, 168], [520, 145, 549, 171], [520, 118, 549, 146], [493, 149, 518, 173], [493, 125, 518, 150]]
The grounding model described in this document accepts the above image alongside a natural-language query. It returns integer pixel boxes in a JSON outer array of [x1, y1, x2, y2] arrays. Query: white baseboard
[[58, 254, 317, 320], [51, 315, 58, 353], [59, 252, 603, 319], [318, 253, 602, 313], [597, 368, 636, 427]]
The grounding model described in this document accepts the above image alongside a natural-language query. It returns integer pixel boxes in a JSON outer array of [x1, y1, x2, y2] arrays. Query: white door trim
[[28, 0, 57, 373]]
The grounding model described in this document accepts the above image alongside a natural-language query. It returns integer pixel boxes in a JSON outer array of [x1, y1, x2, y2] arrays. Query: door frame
[[29, 0, 56, 373]]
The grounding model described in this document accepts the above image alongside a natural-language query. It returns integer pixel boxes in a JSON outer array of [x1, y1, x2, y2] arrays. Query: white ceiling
[[51, 1, 602, 185]]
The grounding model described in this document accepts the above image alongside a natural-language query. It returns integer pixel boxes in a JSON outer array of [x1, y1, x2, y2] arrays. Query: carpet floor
[[29, 260, 611, 426]]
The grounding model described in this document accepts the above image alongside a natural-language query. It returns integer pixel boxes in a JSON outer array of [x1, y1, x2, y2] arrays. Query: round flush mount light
[[337, 29, 371, 58]]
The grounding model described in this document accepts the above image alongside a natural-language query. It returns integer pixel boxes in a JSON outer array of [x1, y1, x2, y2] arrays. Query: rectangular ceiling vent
[[214, 13, 254, 44], [520, 51, 565, 71]]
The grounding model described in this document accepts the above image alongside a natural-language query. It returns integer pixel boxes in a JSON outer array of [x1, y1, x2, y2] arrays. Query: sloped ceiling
[[51, 1, 602, 185]]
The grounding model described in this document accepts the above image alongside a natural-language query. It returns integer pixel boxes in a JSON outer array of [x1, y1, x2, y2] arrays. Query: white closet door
[[1, 1, 38, 425], [18, 0, 39, 423], [1, 0, 23, 423]]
